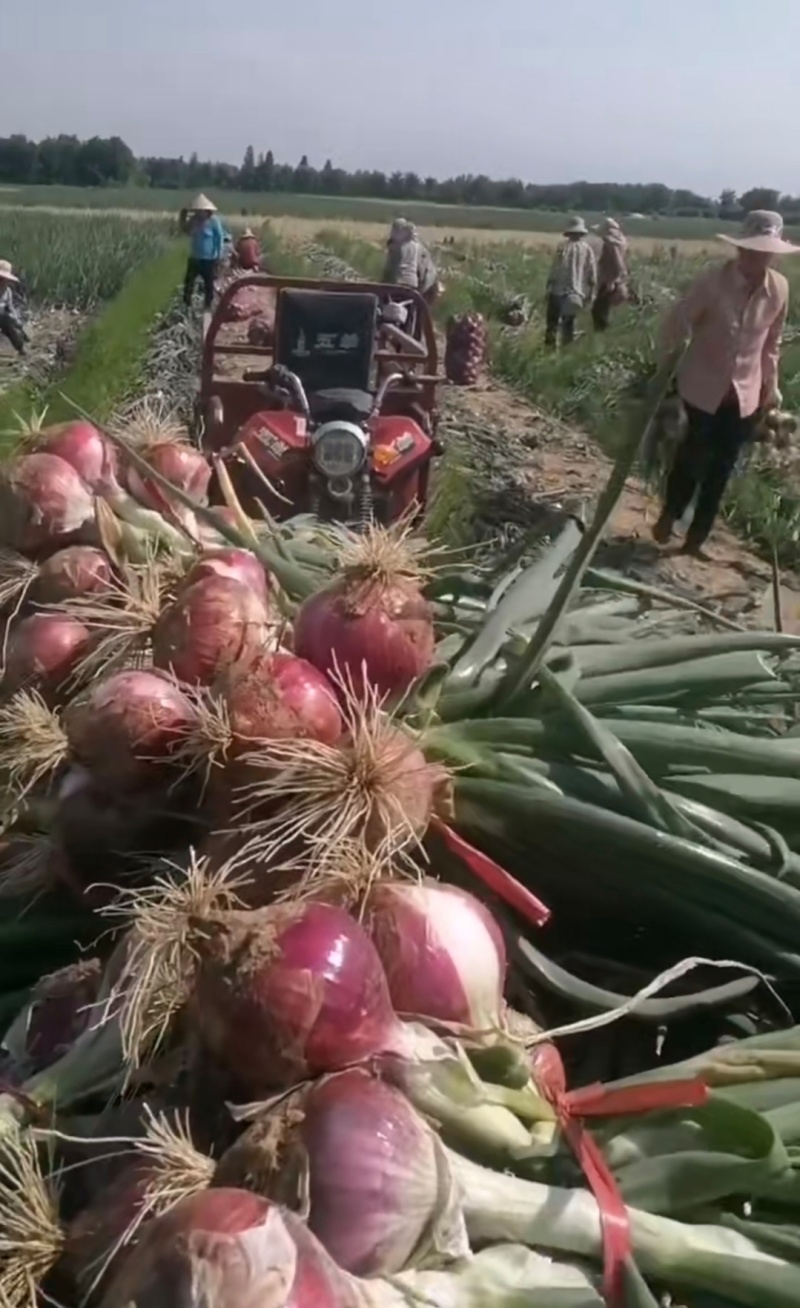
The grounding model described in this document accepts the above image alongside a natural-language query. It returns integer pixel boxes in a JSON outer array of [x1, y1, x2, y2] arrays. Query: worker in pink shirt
[[653, 210, 799, 557]]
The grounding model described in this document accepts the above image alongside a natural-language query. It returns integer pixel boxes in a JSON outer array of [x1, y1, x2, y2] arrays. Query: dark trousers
[[183, 257, 217, 309], [662, 397, 756, 547], [0, 312, 25, 354], [592, 288, 613, 331], [545, 293, 576, 346]]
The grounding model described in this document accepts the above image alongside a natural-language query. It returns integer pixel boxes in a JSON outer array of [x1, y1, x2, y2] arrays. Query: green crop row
[[0, 209, 174, 308]]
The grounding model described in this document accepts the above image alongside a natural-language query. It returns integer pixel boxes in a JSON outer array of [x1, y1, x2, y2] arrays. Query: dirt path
[[439, 375, 798, 627], [0, 307, 84, 398]]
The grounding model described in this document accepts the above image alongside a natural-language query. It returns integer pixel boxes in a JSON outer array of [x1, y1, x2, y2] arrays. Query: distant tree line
[[0, 133, 796, 220]]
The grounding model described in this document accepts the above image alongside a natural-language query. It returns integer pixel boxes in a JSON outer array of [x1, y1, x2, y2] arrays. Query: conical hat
[[190, 193, 217, 212], [241, 227, 255, 238]]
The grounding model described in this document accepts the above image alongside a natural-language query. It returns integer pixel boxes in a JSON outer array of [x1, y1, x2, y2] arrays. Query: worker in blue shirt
[[183, 193, 225, 310]]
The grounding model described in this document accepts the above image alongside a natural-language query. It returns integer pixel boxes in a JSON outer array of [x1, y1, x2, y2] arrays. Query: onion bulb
[[65, 669, 196, 792], [4, 611, 91, 696], [30, 419, 120, 495], [153, 575, 273, 686], [0, 453, 95, 554], [182, 547, 271, 605], [212, 651, 342, 754], [364, 879, 506, 1031], [99, 1190, 354, 1308], [190, 902, 411, 1092], [214, 1069, 468, 1276], [127, 441, 211, 512], [293, 525, 435, 699], [31, 545, 114, 605]]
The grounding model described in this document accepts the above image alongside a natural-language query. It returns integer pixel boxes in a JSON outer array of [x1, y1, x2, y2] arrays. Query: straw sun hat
[[190, 193, 217, 213], [0, 260, 19, 283], [718, 210, 800, 255], [563, 217, 588, 236]]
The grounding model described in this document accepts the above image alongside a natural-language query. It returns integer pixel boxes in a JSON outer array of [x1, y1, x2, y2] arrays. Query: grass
[[0, 210, 173, 309], [308, 226, 800, 567], [2, 184, 797, 243], [0, 240, 187, 437]]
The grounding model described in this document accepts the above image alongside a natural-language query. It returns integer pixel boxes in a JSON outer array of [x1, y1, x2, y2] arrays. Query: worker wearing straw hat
[[234, 226, 261, 271], [591, 217, 629, 332], [653, 209, 799, 558], [0, 259, 26, 356], [545, 217, 597, 347], [184, 193, 225, 310]]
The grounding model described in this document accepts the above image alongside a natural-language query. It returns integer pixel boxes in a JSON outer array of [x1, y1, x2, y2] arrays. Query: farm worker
[[183, 193, 225, 310], [0, 259, 26, 356], [545, 217, 597, 347], [382, 219, 441, 305], [653, 209, 798, 558], [591, 217, 629, 331], [235, 227, 261, 271]]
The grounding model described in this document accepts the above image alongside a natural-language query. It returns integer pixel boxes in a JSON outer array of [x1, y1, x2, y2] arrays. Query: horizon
[[3, 0, 799, 197]]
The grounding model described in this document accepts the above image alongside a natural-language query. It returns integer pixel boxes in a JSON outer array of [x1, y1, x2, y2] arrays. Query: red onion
[[153, 575, 272, 686], [100, 1190, 352, 1308], [215, 1069, 467, 1276], [127, 442, 211, 512], [191, 902, 410, 1092], [364, 880, 506, 1030], [294, 570, 434, 700], [32, 420, 120, 495], [4, 611, 91, 695], [292, 529, 435, 701], [65, 669, 196, 792], [219, 651, 342, 752], [31, 545, 114, 605], [0, 454, 95, 554], [183, 547, 271, 604]]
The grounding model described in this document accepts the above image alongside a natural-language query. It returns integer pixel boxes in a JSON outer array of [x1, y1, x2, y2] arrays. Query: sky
[[3, 0, 799, 197]]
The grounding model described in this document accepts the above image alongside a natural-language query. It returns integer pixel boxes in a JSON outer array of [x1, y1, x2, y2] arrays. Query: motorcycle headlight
[[311, 422, 368, 478]]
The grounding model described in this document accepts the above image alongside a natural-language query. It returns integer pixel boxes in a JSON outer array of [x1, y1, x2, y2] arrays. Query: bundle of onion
[[213, 1068, 468, 1276], [0, 671, 197, 803], [293, 523, 435, 701], [0, 454, 96, 555]]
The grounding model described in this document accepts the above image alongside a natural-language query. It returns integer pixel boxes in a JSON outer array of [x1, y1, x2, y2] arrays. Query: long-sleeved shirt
[[189, 214, 225, 262], [0, 284, 20, 321], [658, 259, 788, 417], [546, 238, 597, 307], [597, 236, 628, 290], [382, 238, 438, 295]]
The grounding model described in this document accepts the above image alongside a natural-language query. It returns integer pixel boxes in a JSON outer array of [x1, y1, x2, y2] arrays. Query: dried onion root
[[62, 553, 181, 681], [0, 1134, 63, 1308], [231, 674, 452, 887], [0, 691, 68, 800]]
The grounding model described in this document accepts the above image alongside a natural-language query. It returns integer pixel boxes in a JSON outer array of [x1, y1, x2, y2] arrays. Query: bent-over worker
[[592, 217, 628, 331], [0, 260, 26, 356], [545, 217, 597, 346], [382, 219, 440, 305], [183, 193, 225, 310], [235, 227, 261, 271], [653, 209, 798, 558]]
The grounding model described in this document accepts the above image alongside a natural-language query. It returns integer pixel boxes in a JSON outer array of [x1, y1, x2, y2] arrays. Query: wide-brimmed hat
[[241, 227, 255, 238], [564, 216, 588, 236], [389, 218, 410, 241], [718, 210, 800, 255], [190, 192, 217, 213], [0, 259, 19, 283]]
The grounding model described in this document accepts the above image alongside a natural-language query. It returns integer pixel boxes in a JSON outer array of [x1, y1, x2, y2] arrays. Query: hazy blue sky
[[3, 0, 798, 195]]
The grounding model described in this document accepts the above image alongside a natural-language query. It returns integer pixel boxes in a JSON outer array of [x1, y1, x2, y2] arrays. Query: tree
[[240, 145, 256, 190], [739, 188, 780, 214]]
